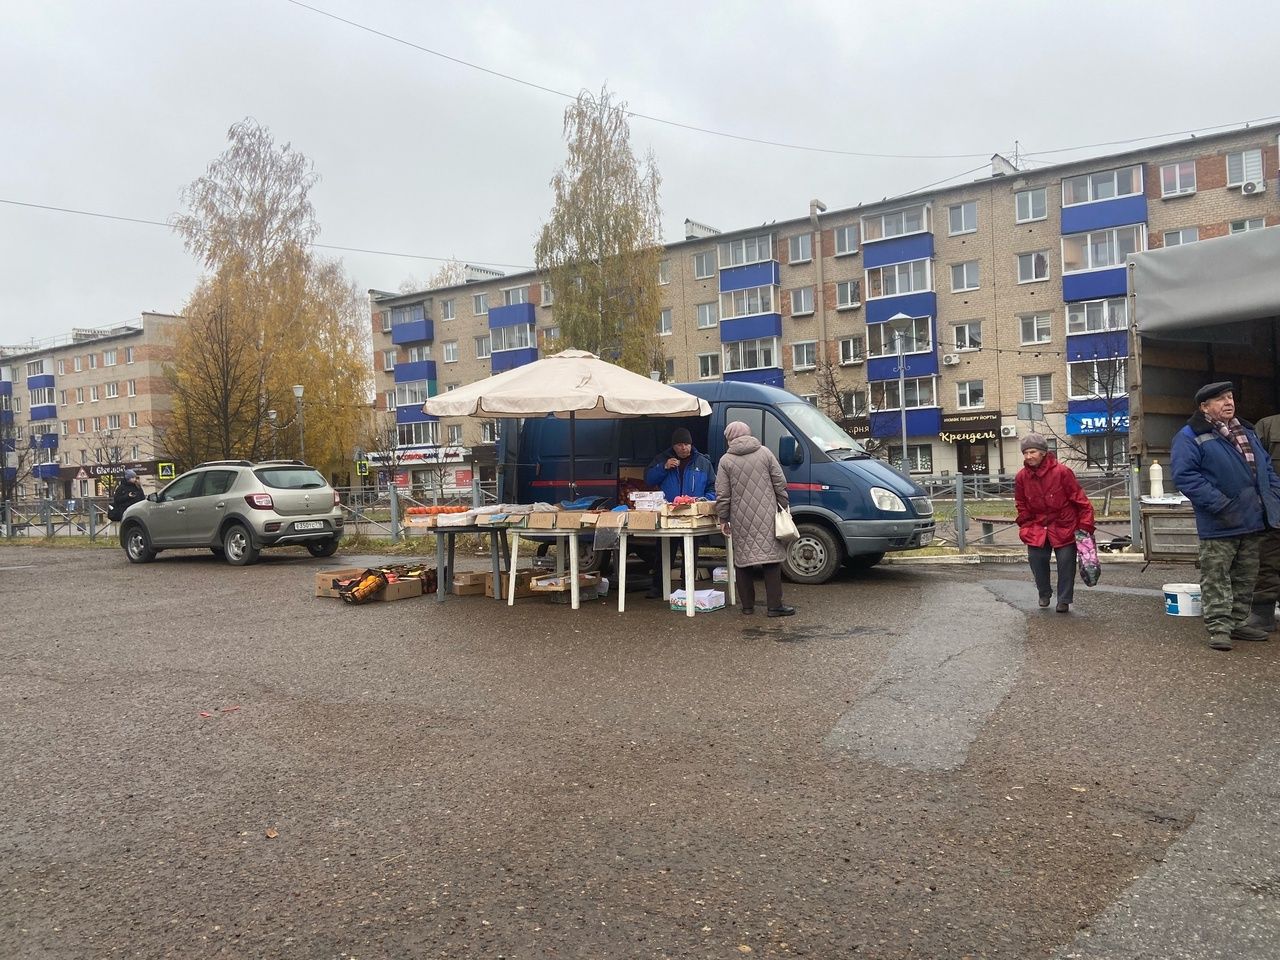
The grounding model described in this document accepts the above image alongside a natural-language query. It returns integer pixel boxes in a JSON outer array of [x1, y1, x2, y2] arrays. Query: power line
[[0, 198, 533, 270]]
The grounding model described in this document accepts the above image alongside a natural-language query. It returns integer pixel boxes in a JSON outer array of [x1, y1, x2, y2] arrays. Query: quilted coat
[[1014, 452, 1095, 549], [714, 436, 789, 567]]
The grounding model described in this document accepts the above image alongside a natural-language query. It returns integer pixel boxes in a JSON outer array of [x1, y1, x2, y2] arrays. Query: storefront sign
[[939, 412, 1000, 443], [58, 461, 156, 481], [1066, 412, 1130, 436]]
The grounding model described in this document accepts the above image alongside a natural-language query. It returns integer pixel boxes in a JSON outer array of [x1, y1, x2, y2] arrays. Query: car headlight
[[870, 487, 907, 512]]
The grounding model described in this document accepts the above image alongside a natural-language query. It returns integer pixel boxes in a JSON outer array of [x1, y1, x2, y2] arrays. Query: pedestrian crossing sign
[[356, 459, 370, 477], [158, 462, 176, 480]]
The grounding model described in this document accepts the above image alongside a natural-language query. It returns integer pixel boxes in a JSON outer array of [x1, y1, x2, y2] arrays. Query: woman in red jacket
[[1015, 433, 1096, 613]]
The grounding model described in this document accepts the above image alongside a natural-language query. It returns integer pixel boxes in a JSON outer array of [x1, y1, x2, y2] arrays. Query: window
[[1022, 374, 1052, 403], [839, 389, 868, 417], [91, 417, 101, 432], [1086, 436, 1128, 469], [720, 285, 775, 319], [105, 382, 119, 399], [800, 394, 818, 406], [447, 424, 463, 446], [481, 421, 500, 444], [1066, 297, 1128, 334], [1160, 160, 1196, 197], [697, 352, 721, 379], [28, 387, 55, 406], [380, 311, 391, 332], [870, 376, 936, 411], [697, 301, 719, 328], [693, 251, 715, 279], [792, 341, 818, 370], [128, 412, 138, 428], [836, 280, 861, 309], [1017, 251, 1049, 283], [866, 259, 930, 298], [503, 285, 529, 306], [718, 233, 773, 268], [956, 380, 985, 409], [948, 201, 977, 235], [126, 379, 137, 397], [385, 389, 396, 411], [1062, 164, 1143, 206], [473, 293, 488, 315], [492, 324, 534, 352], [540, 283, 554, 306], [393, 379, 431, 408], [76, 387, 84, 404], [443, 341, 459, 363], [406, 345, 432, 362], [398, 421, 440, 447], [1231, 218, 1265, 234], [1226, 148, 1264, 188], [1020, 312, 1051, 344], [722, 337, 779, 373], [60, 420, 68, 436], [834, 224, 858, 256], [474, 335, 491, 359], [839, 336, 865, 365], [107, 414, 121, 430], [543, 325, 560, 343], [130, 444, 140, 460], [103, 349, 117, 366], [1061, 225, 1144, 273], [861, 204, 928, 242], [73, 356, 82, 372], [664, 358, 675, 380], [390, 304, 426, 326], [953, 321, 982, 351], [76, 417, 85, 433], [1163, 227, 1199, 247], [90, 385, 100, 402], [1070, 358, 1128, 399], [658, 260, 672, 285], [124, 347, 134, 364], [658, 308, 673, 336], [57, 359, 65, 375], [892, 444, 933, 474], [441, 299, 455, 321], [950, 261, 980, 292], [382, 349, 396, 371], [26, 359, 44, 376], [867, 317, 931, 358], [59, 389, 67, 406], [790, 287, 814, 316], [788, 233, 812, 264]]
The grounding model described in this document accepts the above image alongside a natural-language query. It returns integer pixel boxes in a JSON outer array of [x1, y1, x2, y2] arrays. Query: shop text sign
[[939, 412, 999, 443], [1066, 412, 1130, 436]]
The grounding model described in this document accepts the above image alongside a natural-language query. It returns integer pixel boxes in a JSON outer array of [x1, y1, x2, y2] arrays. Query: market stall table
[[618, 526, 735, 617], [430, 523, 513, 602]]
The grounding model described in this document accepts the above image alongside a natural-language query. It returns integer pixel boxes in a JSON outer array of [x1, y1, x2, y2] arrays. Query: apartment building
[[370, 121, 1280, 482], [1, 312, 179, 498]]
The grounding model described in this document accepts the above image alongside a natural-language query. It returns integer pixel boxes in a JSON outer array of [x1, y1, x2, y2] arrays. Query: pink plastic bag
[[1075, 530, 1101, 586]]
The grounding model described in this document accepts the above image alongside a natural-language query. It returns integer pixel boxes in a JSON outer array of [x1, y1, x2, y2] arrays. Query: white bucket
[[1163, 583, 1202, 617]]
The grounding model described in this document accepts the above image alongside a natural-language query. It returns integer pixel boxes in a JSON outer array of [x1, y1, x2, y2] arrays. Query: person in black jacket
[[108, 469, 146, 521]]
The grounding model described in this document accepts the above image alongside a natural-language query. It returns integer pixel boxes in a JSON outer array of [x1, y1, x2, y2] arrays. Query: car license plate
[[294, 521, 324, 531]]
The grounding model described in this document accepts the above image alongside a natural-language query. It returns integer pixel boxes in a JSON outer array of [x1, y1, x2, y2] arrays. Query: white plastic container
[[1163, 583, 1202, 617]]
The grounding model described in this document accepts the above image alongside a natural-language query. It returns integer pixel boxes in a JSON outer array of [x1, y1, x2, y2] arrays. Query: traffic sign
[[356, 459, 370, 477], [157, 462, 176, 480]]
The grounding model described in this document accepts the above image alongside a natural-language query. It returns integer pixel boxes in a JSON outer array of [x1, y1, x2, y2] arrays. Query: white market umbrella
[[423, 349, 711, 497]]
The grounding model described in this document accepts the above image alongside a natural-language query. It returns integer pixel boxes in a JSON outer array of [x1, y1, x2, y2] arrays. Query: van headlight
[[870, 487, 907, 512]]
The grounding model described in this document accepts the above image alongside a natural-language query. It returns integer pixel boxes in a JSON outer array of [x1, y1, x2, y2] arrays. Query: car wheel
[[844, 551, 885, 571], [222, 524, 260, 566], [306, 537, 340, 558], [122, 524, 157, 564], [783, 523, 842, 584]]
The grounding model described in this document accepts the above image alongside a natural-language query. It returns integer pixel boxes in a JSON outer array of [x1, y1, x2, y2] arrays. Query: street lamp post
[[292, 384, 305, 462], [267, 410, 278, 459], [886, 313, 914, 472]]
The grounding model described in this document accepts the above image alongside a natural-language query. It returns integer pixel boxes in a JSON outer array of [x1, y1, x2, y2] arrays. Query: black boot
[[1243, 601, 1278, 633]]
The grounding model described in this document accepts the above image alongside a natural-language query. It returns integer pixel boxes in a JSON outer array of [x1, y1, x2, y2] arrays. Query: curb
[[885, 551, 1151, 566]]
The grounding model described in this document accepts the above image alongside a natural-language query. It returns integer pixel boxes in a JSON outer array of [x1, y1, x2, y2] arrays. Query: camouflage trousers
[[1198, 534, 1262, 637], [1254, 528, 1280, 605]]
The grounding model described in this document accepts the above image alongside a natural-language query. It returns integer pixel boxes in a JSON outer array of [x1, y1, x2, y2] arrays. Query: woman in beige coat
[[714, 421, 795, 617]]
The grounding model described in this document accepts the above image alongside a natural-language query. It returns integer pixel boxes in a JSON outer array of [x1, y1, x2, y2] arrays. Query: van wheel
[[845, 552, 885, 571], [784, 523, 842, 584], [576, 543, 611, 575]]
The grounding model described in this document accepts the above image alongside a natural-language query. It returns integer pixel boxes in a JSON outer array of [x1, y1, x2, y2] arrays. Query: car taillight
[[245, 493, 274, 510], [333, 490, 341, 506]]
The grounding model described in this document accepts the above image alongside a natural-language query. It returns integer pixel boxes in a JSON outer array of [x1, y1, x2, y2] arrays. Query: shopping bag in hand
[[1075, 530, 1101, 586]]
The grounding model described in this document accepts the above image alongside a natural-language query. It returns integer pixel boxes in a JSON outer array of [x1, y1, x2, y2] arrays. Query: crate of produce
[[661, 500, 717, 517]]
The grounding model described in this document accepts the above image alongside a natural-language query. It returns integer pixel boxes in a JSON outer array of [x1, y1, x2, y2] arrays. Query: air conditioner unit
[[941, 353, 961, 366], [999, 425, 1019, 439], [1241, 179, 1266, 196]]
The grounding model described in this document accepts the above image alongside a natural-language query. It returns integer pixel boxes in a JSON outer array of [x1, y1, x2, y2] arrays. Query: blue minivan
[[497, 380, 935, 583]]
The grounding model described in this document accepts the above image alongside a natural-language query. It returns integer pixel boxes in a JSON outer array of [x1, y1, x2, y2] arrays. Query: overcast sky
[[2, 0, 1276, 347]]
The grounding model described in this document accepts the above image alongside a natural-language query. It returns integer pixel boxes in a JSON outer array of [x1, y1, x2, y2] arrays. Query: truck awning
[[1129, 227, 1280, 339]]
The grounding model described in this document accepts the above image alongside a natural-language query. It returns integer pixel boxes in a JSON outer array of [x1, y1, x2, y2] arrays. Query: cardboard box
[[453, 570, 488, 586], [662, 500, 717, 517], [594, 512, 626, 530], [486, 569, 539, 599], [555, 510, 586, 528], [451, 580, 487, 596], [382, 578, 424, 601], [315, 567, 365, 598], [404, 515, 436, 528], [527, 511, 558, 529], [529, 571, 601, 593], [626, 510, 660, 530], [660, 514, 719, 530]]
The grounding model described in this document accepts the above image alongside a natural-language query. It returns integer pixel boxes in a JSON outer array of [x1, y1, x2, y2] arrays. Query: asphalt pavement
[[2, 544, 1279, 959]]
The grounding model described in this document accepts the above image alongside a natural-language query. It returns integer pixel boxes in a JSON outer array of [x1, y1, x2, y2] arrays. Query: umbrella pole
[[569, 410, 577, 501]]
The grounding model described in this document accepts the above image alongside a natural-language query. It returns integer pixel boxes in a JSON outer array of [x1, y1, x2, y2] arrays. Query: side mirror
[[147, 493, 159, 503], [778, 435, 802, 466]]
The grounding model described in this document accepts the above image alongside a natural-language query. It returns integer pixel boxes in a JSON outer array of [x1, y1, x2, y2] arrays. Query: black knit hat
[[672, 427, 692, 445], [1194, 381, 1233, 405]]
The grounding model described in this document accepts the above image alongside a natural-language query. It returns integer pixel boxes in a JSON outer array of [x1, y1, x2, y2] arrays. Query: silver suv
[[120, 460, 344, 566]]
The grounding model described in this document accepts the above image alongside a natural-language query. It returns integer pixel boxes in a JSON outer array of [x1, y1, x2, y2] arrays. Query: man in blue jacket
[[640, 428, 716, 598], [1170, 382, 1280, 651]]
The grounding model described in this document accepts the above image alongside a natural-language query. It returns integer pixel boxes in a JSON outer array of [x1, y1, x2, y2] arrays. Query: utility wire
[[0, 198, 533, 270]]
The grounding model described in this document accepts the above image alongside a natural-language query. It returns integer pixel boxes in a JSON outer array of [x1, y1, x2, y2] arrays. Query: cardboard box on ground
[[314, 568, 425, 602]]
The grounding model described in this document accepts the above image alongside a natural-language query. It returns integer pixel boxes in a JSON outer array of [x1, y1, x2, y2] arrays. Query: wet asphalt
[[2, 544, 1279, 959]]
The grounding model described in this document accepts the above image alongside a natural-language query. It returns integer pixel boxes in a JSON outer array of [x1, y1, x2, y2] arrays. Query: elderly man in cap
[[641, 426, 716, 598], [1170, 382, 1280, 651]]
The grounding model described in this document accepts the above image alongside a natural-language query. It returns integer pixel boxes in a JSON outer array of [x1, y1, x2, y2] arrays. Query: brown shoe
[[1055, 602, 1069, 613], [1038, 595, 1052, 608], [1208, 634, 1234, 651]]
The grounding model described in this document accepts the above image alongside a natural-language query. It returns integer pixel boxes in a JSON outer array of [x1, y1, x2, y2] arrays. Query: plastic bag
[[1075, 530, 1101, 587], [775, 507, 799, 543]]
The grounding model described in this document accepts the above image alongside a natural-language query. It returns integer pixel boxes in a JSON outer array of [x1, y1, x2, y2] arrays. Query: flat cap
[[1194, 381, 1234, 405]]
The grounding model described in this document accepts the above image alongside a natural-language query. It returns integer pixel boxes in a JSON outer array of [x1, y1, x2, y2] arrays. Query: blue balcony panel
[[393, 360, 437, 384], [391, 318, 433, 345], [396, 406, 439, 425], [866, 348, 939, 383], [1060, 196, 1147, 235], [724, 368, 784, 389], [720, 313, 782, 344], [1066, 331, 1129, 362], [868, 408, 943, 440], [718, 261, 781, 294], [1066, 398, 1130, 435], [492, 347, 538, 372], [30, 404, 58, 422], [0, 410, 13, 427], [863, 232, 935, 270], [26, 374, 55, 390], [38, 433, 59, 450], [1062, 268, 1127, 302], [866, 291, 937, 325], [0, 381, 12, 396], [32, 463, 61, 480], [488, 303, 536, 329]]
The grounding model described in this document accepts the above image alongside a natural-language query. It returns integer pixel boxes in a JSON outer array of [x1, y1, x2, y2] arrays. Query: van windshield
[[779, 403, 867, 459]]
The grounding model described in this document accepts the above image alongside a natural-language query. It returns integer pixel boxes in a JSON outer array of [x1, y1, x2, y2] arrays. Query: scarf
[[1211, 417, 1256, 474], [724, 421, 751, 443]]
